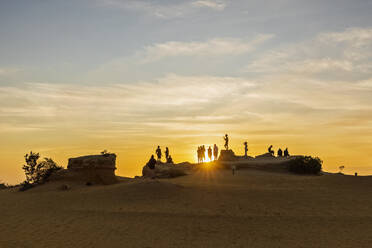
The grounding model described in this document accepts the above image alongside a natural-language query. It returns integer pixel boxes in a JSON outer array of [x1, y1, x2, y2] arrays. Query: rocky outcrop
[[142, 162, 191, 179], [67, 154, 117, 184], [218, 149, 238, 161], [255, 152, 275, 159]]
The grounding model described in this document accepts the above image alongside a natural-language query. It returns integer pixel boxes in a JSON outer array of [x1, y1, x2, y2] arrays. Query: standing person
[[208, 146, 212, 161], [284, 148, 289, 157], [224, 134, 229, 150], [268, 145, 274, 155], [232, 165, 236, 175], [165, 147, 169, 160], [244, 141, 248, 157], [277, 148, 283, 157], [156, 146, 162, 161], [213, 144, 218, 161], [201, 145, 206, 162], [197, 146, 200, 163], [197, 146, 203, 163]]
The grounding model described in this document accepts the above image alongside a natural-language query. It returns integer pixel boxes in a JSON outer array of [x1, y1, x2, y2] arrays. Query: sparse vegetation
[[20, 151, 63, 191], [0, 182, 6, 190], [287, 156, 322, 175], [101, 150, 111, 156]]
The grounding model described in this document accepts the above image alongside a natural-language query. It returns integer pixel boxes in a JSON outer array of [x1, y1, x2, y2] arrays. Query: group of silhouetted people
[[146, 146, 174, 170], [155, 145, 173, 163], [197, 144, 219, 163], [268, 145, 290, 157]]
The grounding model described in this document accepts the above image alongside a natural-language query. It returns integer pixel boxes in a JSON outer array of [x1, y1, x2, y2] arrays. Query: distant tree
[[21, 151, 63, 191]]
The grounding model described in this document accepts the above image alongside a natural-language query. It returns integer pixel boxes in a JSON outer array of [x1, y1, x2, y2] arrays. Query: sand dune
[[1, 168, 372, 247]]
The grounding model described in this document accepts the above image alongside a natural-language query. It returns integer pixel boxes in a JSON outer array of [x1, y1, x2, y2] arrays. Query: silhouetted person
[[146, 155, 156, 170], [197, 146, 200, 163], [208, 146, 212, 161], [213, 144, 218, 160], [232, 165, 236, 175], [165, 147, 169, 159], [284, 148, 289, 157], [268, 145, 274, 155], [156, 146, 162, 161], [197, 146, 204, 163], [224, 134, 229, 150], [167, 155, 174, 164], [201, 145, 206, 162], [244, 141, 248, 157], [277, 148, 283, 157]]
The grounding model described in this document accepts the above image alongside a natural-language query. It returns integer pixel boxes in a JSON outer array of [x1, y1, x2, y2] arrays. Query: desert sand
[[1, 167, 372, 248]]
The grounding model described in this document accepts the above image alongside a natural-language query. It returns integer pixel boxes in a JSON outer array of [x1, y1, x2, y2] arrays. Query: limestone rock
[[67, 154, 117, 185], [142, 162, 189, 179], [218, 149, 238, 161], [255, 152, 275, 159]]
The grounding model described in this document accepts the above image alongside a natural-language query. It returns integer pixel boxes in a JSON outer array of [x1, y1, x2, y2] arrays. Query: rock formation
[[255, 152, 276, 159], [142, 161, 190, 179], [218, 149, 238, 161], [67, 154, 117, 184]]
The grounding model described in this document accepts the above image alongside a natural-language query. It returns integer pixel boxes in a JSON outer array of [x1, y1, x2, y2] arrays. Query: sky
[[1, 0, 372, 184]]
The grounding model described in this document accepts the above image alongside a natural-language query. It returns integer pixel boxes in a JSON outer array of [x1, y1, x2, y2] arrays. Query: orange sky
[[1, 117, 371, 184]]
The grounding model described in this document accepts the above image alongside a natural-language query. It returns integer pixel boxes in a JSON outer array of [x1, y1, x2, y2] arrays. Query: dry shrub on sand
[[0, 183, 6, 190], [287, 156, 322, 174], [20, 151, 63, 191]]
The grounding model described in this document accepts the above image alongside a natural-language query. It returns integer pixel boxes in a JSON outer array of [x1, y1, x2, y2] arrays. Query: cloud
[[0, 67, 20, 76], [0, 75, 256, 133], [318, 28, 372, 47], [98, 0, 228, 19], [139, 34, 274, 63], [244, 27, 372, 78], [191, 0, 227, 10], [1, 72, 371, 136]]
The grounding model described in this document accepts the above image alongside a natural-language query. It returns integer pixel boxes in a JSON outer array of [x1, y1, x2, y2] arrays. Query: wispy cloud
[[0, 67, 20, 76], [191, 0, 227, 10], [245, 28, 372, 78], [1, 73, 371, 136], [97, 0, 228, 19], [139, 34, 273, 63]]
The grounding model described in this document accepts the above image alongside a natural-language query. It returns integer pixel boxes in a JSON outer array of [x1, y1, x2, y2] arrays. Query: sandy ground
[[1, 168, 372, 248]]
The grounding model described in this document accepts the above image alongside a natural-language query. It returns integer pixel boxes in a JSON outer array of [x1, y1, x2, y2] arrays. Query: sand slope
[[1, 169, 372, 247]]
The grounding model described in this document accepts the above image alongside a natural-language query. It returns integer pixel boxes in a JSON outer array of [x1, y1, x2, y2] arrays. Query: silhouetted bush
[[287, 156, 322, 174], [0, 183, 7, 190], [101, 150, 112, 157], [20, 151, 63, 191], [19, 181, 34, 192]]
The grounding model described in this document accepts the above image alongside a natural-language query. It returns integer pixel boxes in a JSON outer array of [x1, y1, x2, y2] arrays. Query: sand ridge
[[1, 169, 372, 247]]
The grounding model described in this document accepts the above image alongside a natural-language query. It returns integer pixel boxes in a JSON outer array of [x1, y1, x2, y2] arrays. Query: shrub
[[101, 150, 112, 157], [0, 183, 7, 190], [287, 156, 322, 175], [20, 151, 63, 191]]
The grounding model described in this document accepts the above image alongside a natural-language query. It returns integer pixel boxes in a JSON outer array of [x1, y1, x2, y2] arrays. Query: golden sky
[[1, 73, 372, 184]]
